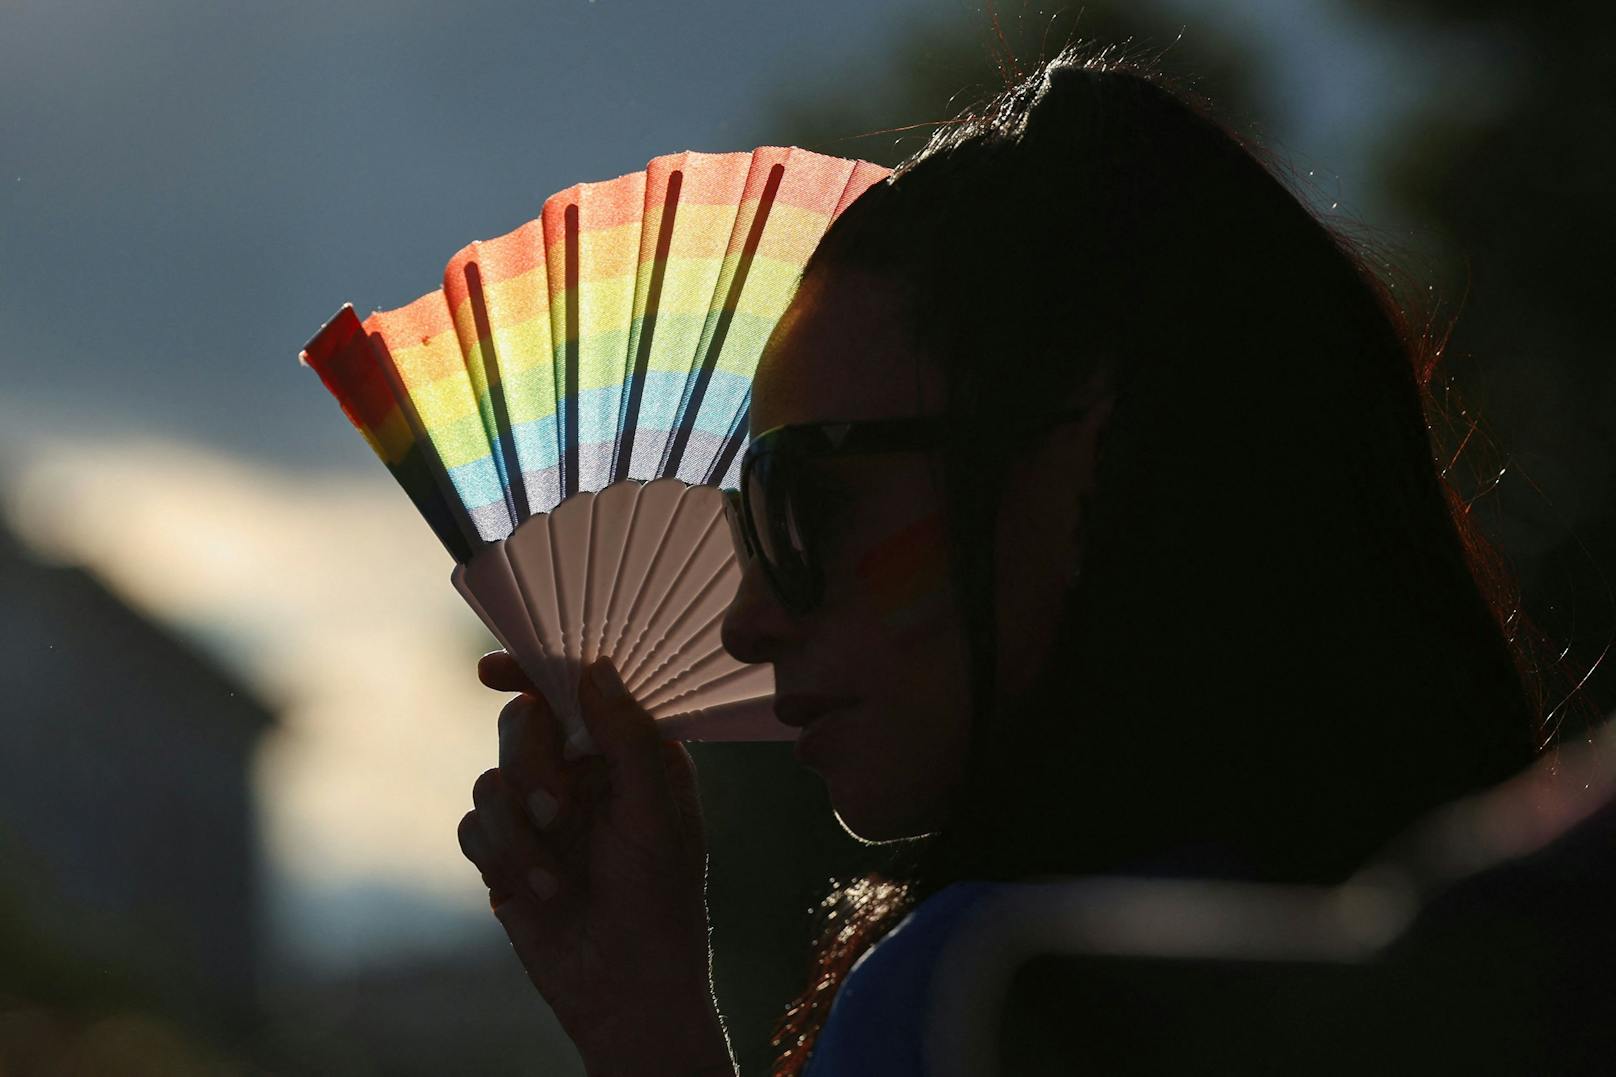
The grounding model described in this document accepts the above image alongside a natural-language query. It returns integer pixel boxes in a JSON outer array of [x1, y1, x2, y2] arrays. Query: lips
[[772, 693, 858, 729]]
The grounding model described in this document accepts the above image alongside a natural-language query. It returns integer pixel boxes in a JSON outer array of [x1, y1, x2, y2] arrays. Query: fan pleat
[[624, 152, 752, 485], [502, 513, 570, 698], [544, 493, 593, 670], [611, 165, 682, 485], [455, 257, 526, 525], [581, 482, 638, 668], [367, 290, 513, 549], [452, 546, 572, 719], [301, 306, 475, 562], [443, 218, 558, 522]]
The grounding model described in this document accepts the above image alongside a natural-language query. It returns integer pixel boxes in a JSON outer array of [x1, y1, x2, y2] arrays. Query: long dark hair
[[770, 42, 1581, 1076]]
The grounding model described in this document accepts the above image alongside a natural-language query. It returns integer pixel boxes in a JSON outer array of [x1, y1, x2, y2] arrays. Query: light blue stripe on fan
[[443, 454, 511, 532], [506, 371, 754, 473]]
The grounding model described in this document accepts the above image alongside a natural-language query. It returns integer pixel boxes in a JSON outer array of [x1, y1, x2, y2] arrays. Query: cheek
[[850, 507, 954, 636], [836, 505, 967, 715], [816, 510, 975, 837], [857, 510, 973, 772]]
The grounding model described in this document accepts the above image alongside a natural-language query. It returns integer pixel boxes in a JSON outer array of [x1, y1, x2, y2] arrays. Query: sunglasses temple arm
[[722, 490, 752, 565]]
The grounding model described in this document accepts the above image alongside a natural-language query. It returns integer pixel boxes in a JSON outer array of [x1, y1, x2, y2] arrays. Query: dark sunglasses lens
[[746, 451, 814, 612], [744, 459, 775, 563]]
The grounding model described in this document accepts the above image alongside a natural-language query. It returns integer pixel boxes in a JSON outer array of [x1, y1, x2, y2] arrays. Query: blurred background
[[1, 0, 1610, 1073]]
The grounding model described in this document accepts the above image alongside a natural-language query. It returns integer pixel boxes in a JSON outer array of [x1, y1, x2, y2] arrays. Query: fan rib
[[561, 203, 582, 501]]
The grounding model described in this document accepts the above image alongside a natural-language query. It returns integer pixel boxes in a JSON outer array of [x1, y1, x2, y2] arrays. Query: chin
[[830, 798, 940, 845]]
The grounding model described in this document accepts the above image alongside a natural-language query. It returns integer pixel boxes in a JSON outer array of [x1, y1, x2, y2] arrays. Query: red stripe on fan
[[768, 148, 856, 218], [834, 159, 890, 218], [541, 169, 645, 238], [649, 150, 752, 205], [434, 149, 888, 306], [300, 305, 400, 432]]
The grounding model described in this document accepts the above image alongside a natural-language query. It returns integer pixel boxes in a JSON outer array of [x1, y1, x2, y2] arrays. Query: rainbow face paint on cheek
[[854, 508, 955, 630]]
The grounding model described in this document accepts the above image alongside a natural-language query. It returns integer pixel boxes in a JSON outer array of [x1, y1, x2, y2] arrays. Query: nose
[[721, 554, 796, 664]]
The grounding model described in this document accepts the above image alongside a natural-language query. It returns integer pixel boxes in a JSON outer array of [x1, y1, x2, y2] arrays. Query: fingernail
[[562, 727, 596, 761], [528, 867, 558, 900], [527, 787, 559, 829], [589, 658, 627, 704]]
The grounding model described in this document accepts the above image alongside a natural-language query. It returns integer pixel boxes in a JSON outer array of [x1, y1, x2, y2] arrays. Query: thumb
[[577, 658, 676, 824]]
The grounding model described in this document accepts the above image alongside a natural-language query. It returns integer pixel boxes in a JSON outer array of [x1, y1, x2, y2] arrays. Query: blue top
[[801, 880, 1006, 1077]]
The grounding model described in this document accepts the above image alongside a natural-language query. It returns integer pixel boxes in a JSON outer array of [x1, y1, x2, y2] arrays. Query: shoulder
[[803, 880, 1013, 1077]]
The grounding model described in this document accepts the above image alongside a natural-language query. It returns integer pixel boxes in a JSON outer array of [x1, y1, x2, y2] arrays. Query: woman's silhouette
[[460, 42, 1564, 1076]]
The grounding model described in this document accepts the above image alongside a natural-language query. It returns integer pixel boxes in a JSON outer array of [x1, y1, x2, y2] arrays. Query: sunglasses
[[722, 404, 1097, 615]]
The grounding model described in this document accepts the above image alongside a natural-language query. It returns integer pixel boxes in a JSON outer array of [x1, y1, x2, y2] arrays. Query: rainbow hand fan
[[301, 147, 888, 756]]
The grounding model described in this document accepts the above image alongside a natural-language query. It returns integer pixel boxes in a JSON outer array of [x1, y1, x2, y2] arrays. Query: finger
[[497, 695, 571, 835], [471, 768, 566, 900], [470, 768, 519, 865], [459, 810, 520, 907], [479, 651, 540, 694], [458, 808, 498, 872], [577, 657, 677, 836]]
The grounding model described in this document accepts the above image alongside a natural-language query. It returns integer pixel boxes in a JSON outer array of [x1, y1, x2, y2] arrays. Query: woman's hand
[[460, 652, 734, 1077]]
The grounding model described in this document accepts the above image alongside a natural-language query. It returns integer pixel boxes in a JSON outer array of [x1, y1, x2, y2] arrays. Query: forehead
[[749, 268, 943, 435]]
